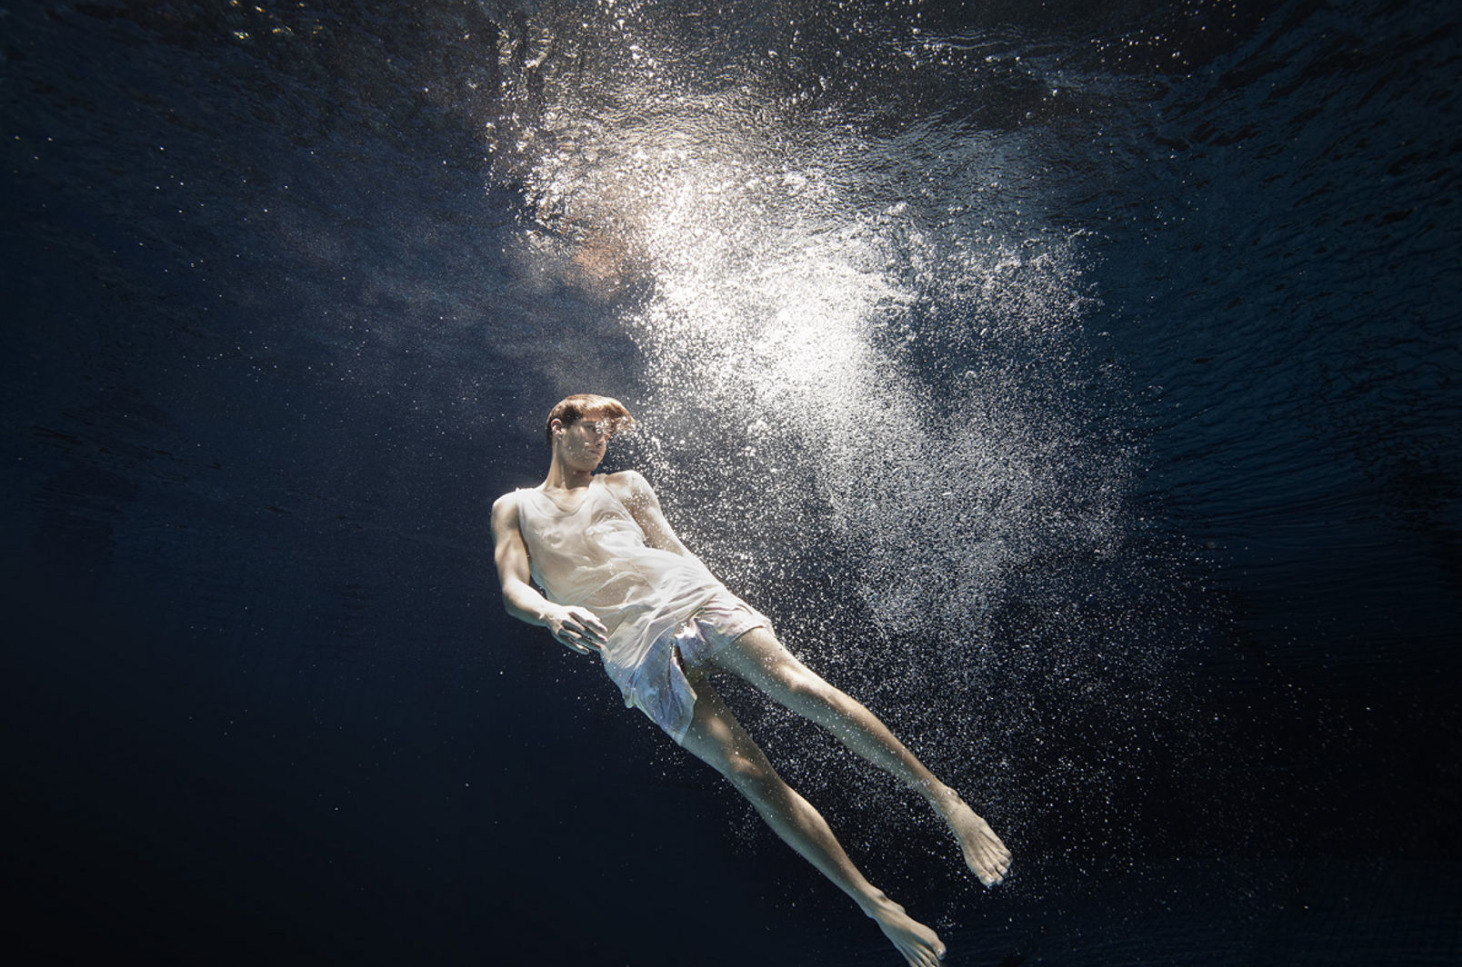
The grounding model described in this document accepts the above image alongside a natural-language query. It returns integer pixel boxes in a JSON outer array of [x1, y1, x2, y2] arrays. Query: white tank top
[[515, 476, 725, 728]]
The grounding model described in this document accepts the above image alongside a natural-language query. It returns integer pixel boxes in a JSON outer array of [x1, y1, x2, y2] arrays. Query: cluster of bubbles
[[526, 69, 1122, 640], [486, 0, 1183, 866]]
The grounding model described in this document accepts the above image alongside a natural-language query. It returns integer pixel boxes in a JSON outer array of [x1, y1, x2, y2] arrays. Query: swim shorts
[[623, 593, 771, 745], [671, 593, 771, 671]]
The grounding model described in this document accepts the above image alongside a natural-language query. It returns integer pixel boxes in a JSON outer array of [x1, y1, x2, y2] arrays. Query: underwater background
[[3, 1, 1458, 964]]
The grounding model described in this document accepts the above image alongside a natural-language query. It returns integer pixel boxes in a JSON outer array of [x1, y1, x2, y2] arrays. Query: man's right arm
[[491, 492, 608, 656]]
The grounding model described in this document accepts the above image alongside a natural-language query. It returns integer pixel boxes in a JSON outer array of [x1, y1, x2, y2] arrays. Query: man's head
[[544, 394, 635, 449]]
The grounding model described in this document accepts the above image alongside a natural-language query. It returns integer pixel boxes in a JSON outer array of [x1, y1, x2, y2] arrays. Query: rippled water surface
[[3, 1, 1458, 964]]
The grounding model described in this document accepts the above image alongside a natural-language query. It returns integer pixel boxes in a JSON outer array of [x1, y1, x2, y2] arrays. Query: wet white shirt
[[514, 476, 726, 740]]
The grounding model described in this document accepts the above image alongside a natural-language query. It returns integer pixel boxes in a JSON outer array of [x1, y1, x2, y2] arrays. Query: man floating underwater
[[491, 394, 1010, 966]]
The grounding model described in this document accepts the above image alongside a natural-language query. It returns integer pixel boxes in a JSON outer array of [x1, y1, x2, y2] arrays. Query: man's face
[[557, 413, 622, 470]]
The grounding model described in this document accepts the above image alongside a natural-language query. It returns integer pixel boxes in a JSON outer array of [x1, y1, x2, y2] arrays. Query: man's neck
[[543, 457, 594, 492]]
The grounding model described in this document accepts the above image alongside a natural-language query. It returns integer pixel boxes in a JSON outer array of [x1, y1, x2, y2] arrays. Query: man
[[491, 394, 1010, 967]]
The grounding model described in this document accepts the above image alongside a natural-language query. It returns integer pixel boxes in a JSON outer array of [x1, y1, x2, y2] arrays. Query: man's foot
[[939, 792, 1012, 886], [863, 894, 946, 967]]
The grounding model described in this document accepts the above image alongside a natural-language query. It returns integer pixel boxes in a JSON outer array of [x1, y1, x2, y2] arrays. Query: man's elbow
[[498, 582, 533, 622]]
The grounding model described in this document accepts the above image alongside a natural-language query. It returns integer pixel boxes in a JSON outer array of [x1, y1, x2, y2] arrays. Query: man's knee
[[777, 665, 846, 714], [720, 750, 780, 798]]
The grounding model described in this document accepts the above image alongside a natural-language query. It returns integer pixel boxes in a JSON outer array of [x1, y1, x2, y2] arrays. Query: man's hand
[[493, 492, 609, 656], [546, 605, 609, 656]]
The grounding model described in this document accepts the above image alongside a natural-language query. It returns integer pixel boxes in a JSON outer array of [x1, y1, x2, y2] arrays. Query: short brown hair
[[544, 394, 635, 447]]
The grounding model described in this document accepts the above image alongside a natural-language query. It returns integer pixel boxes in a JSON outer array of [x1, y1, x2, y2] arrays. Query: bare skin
[[678, 679, 948, 967], [491, 405, 1011, 965], [711, 627, 1012, 890]]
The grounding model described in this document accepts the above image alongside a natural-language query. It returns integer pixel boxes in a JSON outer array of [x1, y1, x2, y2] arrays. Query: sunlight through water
[[515, 6, 1126, 656], [474, 5, 1163, 844]]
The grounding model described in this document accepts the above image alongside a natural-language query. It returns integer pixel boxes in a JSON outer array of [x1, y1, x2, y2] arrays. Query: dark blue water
[[4, 1, 1458, 964]]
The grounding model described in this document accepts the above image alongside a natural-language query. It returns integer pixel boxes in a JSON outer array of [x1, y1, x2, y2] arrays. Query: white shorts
[[671, 594, 771, 671]]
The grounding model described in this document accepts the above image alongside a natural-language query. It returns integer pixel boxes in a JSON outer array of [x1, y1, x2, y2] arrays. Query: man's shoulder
[[602, 469, 647, 486], [601, 469, 652, 497], [491, 487, 532, 517]]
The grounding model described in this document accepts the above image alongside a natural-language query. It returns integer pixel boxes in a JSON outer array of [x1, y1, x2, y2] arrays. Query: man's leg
[[679, 675, 947, 967], [708, 627, 1012, 887]]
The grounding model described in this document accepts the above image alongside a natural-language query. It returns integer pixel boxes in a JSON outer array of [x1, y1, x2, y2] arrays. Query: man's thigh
[[709, 625, 821, 694]]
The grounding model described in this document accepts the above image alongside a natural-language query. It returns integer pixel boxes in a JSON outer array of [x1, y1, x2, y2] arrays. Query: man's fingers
[[569, 614, 608, 645], [558, 624, 601, 655], [559, 633, 591, 655], [567, 620, 599, 641], [552, 609, 606, 654]]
